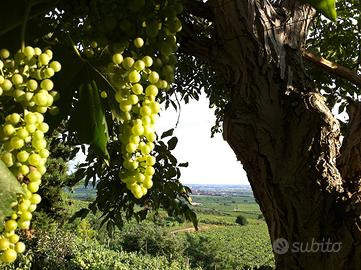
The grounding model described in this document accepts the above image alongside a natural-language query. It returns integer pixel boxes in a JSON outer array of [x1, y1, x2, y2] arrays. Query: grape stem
[[21, 1, 33, 51]]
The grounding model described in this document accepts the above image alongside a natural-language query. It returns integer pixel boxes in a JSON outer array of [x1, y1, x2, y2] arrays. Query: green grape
[[145, 85, 158, 96], [126, 143, 138, 153], [18, 165, 29, 175], [3, 124, 16, 136], [0, 49, 10, 59], [17, 220, 30, 230], [10, 137, 24, 149], [145, 166, 155, 176], [29, 194, 41, 205], [142, 56, 153, 67], [146, 156, 156, 166], [28, 153, 42, 166], [40, 79, 54, 91], [4, 220, 17, 232], [9, 234, 19, 244], [23, 46, 35, 58], [128, 94, 139, 105], [24, 113, 37, 125], [131, 124, 144, 136], [149, 101, 161, 113], [16, 128, 29, 139], [122, 57, 134, 69], [16, 151, 29, 163], [128, 70, 141, 83], [148, 71, 159, 84], [134, 37, 144, 48], [38, 53, 50, 66], [14, 242, 26, 254], [20, 211, 32, 221], [2, 79, 13, 91], [11, 74, 23, 85], [131, 83, 143, 95], [112, 53, 123, 64], [134, 60, 145, 71], [26, 80, 38, 91], [27, 181, 40, 193], [49, 61, 61, 72], [140, 106, 152, 116], [1, 248, 17, 263], [143, 177, 153, 189], [100, 91, 108, 98], [27, 170, 41, 182], [43, 68, 55, 78], [28, 204, 37, 212]]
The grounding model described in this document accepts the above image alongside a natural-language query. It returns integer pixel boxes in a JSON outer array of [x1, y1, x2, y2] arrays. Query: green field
[[4, 188, 274, 270]]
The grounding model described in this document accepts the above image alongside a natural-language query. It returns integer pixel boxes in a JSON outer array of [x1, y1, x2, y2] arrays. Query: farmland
[[3, 184, 275, 270]]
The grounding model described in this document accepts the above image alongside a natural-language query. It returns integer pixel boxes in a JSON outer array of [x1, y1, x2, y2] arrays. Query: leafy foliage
[[306, 0, 360, 120], [0, 160, 22, 230]]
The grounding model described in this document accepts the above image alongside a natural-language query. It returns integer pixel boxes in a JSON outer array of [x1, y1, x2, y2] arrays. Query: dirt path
[[170, 224, 218, 234]]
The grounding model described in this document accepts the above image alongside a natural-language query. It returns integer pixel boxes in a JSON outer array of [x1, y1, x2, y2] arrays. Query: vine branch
[[303, 50, 361, 88]]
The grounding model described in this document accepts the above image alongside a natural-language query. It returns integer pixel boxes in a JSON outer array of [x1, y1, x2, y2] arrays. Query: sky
[[155, 94, 249, 185], [70, 94, 249, 185]]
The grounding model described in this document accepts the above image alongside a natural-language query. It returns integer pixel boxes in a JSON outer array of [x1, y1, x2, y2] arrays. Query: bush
[[235, 215, 248, 226], [114, 222, 186, 260]]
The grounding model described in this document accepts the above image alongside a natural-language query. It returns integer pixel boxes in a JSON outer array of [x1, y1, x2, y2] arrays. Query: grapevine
[[0, 47, 61, 263], [77, 0, 183, 199]]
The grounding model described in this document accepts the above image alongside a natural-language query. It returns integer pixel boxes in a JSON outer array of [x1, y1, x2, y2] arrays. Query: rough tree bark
[[181, 0, 361, 269]]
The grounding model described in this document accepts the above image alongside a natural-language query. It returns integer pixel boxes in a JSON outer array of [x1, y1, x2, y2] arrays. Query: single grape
[[134, 37, 144, 48], [145, 85, 158, 96], [23, 46, 35, 58], [0, 49, 10, 59], [1, 248, 17, 263], [128, 70, 141, 83], [131, 83, 143, 95], [40, 79, 54, 91], [142, 56, 153, 67], [11, 74, 23, 85], [112, 53, 123, 64], [49, 61, 61, 72], [38, 53, 50, 65], [4, 220, 17, 232]]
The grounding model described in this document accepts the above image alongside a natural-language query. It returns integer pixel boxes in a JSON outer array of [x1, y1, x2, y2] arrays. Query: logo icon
[[273, 238, 289, 254]]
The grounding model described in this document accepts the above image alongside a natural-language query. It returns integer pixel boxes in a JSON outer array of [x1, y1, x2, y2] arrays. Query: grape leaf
[[302, 0, 337, 21], [69, 81, 110, 159], [0, 161, 22, 230]]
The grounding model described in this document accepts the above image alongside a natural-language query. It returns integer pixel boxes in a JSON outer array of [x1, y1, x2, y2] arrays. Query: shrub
[[115, 222, 186, 260], [235, 215, 248, 226]]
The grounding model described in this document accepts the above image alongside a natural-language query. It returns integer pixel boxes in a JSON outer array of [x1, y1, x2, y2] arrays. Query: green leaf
[[303, 0, 337, 21], [69, 81, 110, 159], [0, 161, 22, 229], [167, 137, 178, 150], [161, 128, 174, 139]]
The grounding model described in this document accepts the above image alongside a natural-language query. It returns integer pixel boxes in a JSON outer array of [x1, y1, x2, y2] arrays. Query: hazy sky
[[156, 94, 249, 185], [69, 94, 249, 185]]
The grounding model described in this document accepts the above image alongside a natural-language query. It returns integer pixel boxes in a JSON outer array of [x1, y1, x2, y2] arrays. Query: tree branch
[[177, 19, 214, 64], [303, 50, 361, 88], [182, 0, 214, 21]]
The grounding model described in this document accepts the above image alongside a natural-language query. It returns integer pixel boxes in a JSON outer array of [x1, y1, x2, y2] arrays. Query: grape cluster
[[75, 0, 183, 198], [90, 1, 183, 199], [0, 47, 61, 263]]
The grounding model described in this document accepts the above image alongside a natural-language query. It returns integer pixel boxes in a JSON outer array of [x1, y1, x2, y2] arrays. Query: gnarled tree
[[179, 0, 361, 268]]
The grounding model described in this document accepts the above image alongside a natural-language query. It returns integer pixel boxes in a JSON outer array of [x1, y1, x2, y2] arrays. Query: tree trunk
[[199, 0, 361, 269]]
